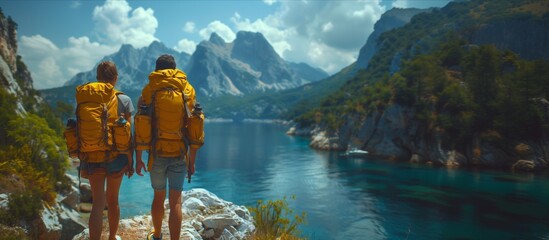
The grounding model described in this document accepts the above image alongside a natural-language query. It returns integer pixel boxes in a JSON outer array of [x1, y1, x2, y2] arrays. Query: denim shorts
[[150, 156, 187, 191], [79, 154, 129, 178]]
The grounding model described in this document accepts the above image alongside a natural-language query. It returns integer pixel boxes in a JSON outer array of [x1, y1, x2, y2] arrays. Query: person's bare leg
[[168, 189, 182, 240], [152, 190, 166, 238], [106, 173, 123, 240], [88, 175, 106, 240]]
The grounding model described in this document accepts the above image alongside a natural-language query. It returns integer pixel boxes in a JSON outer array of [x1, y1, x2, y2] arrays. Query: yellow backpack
[[64, 82, 132, 162], [134, 69, 204, 169]]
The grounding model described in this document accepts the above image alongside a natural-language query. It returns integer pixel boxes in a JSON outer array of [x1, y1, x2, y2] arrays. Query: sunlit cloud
[[92, 0, 158, 48], [198, 20, 236, 42], [174, 38, 197, 54], [183, 21, 195, 33]]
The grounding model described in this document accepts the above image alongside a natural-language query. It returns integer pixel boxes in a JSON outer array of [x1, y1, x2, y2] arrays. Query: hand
[[136, 160, 147, 176], [188, 163, 195, 176], [125, 167, 134, 179], [125, 155, 134, 179], [187, 163, 195, 183]]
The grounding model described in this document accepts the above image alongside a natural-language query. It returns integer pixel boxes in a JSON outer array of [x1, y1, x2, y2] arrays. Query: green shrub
[[7, 191, 43, 222], [0, 224, 28, 240], [249, 196, 307, 240]]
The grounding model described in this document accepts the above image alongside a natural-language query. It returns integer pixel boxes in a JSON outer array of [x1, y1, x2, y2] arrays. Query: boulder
[[512, 160, 535, 172], [79, 183, 92, 203], [34, 204, 62, 240], [61, 185, 80, 210]]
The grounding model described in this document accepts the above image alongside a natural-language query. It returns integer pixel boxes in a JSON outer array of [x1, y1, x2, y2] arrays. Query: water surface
[[111, 122, 549, 239]]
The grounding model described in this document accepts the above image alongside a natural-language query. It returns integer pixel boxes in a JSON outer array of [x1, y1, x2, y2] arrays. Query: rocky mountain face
[[187, 31, 327, 97], [291, 0, 549, 170], [64, 41, 191, 100], [354, 7, 432, 72], [0, 10, 34, 114], [471, 18, 549, 60]]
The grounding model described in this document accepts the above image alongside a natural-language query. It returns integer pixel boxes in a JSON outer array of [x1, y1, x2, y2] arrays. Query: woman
[[80, 61, 135, 240]]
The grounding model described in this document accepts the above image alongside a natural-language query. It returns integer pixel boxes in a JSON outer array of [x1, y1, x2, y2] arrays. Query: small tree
[[249, 196, 307, 240]]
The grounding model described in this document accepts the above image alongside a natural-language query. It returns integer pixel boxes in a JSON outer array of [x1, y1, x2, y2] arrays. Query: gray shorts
[[149, 156, 187, 191]]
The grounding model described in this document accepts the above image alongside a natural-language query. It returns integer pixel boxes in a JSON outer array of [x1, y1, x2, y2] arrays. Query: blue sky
[[1, 0, 452, 89]]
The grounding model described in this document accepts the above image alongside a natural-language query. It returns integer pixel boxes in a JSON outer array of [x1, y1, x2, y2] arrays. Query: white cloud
[[19, 0, 160, 89], [392, 0, 409, 8], [231, 12, 292, 57], [263, 0, 277, 5], [92, 0, 158, 48], [198, 20, 236, 42], [20, 35, 118, 89], [392, 0, 453, 9], [230, 0, 385, 74], [174, 38, 197, 54], [183, 21, 195, 33]]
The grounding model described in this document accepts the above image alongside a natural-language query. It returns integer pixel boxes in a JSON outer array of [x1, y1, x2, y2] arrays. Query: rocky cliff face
[[472, 19, 549, 61], [0, 10, 36, 114], [187, 31, 327, 97], [303, 104, 549, 170], [354, 7, 432, 72], [0, 10, 17, 74]]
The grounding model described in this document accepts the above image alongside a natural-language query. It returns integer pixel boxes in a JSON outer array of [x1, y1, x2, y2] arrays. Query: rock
[[410, 154, 422, 163], [203, 228, 215, 238], [78, 203, 92, 213], [34, 204, 62, 240], [203, 214, 241, 237], [58, 205, 86, 240], [0, 193, 8, 209], [512, 160, 535, 172], [286, 125, 313, 136], [61, 185, 80, 210], [79, 183, 92, 203], [515, 143, 532, 156], [220, 228, 236, 240], [183, 197, 207, 216]]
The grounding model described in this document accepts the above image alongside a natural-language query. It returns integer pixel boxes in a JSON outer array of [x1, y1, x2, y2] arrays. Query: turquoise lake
[[111, 121, 549, 239]]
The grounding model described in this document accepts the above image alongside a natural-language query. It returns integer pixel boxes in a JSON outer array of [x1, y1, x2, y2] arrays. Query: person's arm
[[125, 111, 134, 178], [135, 149, 146, 176], [188, 148, 197, 177], [134, 96, 147, 176]]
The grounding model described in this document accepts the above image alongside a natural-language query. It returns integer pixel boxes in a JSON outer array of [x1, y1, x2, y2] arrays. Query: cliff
[[291, 0, 549, 171], [0, 9, 17, 74]]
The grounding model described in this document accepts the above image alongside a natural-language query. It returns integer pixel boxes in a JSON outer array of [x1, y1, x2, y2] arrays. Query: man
[[135, 54, 204, 240]]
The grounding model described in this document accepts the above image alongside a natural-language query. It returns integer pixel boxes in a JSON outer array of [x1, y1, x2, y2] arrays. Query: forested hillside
[[292, 0, 549, 170]]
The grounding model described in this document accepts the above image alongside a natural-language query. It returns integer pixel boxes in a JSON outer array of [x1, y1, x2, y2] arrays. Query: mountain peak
[[119, 44, 135, 52], [209, 32, 226, 46], [148, 40, 167, 50], [231, 30, 281, 68], [236, 31, 266, 40]]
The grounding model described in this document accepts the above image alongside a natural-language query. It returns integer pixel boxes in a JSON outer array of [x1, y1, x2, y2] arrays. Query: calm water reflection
[[113, 122, 549, 240]]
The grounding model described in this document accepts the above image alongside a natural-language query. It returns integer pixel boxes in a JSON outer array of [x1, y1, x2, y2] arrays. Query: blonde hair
[[96, 61, 118, 83]]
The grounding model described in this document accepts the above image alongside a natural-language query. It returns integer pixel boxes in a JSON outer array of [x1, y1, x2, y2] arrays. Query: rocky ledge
[[291, 104, 549, 171], [73, 188, 255, 240]]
